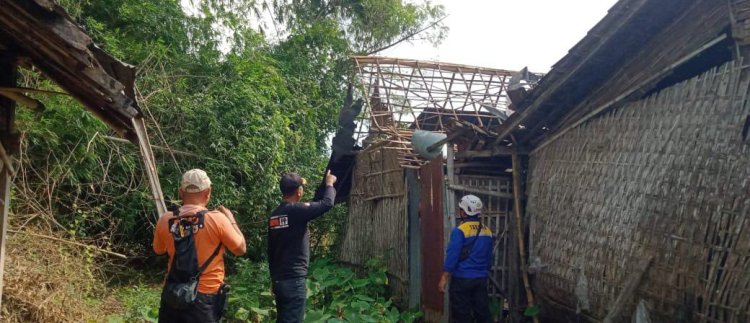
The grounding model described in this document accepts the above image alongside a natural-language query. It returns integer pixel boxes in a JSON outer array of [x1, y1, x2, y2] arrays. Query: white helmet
[[458, 195, 483, 216]]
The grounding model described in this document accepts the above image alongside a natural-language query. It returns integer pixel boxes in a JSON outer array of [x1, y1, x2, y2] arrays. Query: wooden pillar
[[511, 139, 539, 323], [0, 54, 17, 312], [406, 169, 421, 309], [131, 117, 166, 218], [443, 146, 456, 323]]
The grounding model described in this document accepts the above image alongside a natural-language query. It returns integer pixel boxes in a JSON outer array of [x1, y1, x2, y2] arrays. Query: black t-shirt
[[267, 186, 336, 281]]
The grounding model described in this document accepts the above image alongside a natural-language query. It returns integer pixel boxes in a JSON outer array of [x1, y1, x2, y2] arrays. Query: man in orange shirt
[[153, 169, 247, 323]]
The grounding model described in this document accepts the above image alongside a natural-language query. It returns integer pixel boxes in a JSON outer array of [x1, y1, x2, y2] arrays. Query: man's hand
[[325, 170, 337, 187], [217, 205, 236, 223], [438, 272, 450, 293], [218, 205, 246, 254]]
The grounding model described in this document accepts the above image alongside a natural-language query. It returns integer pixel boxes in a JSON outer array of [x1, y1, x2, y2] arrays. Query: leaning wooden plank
[[602, 256, 654, 323], [132, 117, 167, 218], [0, 163, 10, 311], [0, 141, 14, 176]]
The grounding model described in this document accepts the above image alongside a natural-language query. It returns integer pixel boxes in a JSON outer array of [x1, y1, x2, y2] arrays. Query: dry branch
[[7, 229, 126, 259]]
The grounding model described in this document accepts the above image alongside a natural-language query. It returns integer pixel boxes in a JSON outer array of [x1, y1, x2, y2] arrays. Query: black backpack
[[162, 208, 222, 309]]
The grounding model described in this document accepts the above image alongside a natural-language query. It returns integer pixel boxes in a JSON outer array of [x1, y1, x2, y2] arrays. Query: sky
[[383, 0, 618, 73]]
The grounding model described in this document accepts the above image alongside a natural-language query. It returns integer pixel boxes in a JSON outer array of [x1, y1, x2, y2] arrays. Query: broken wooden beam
[[0, 89, 44, 111], [0, 86, 68, 96]]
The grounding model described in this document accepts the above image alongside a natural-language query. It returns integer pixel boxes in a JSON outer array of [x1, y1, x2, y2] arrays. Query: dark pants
[[449, 277, 492, 323], [273, 277, 307, 323], [158, 293, 220, 323]]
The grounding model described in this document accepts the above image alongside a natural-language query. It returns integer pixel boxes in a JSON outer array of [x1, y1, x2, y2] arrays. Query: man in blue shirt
[[439, 195, 494, 323]]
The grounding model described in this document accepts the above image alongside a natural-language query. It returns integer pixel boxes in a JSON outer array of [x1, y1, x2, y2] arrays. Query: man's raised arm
[[299, 170, 337, 222]]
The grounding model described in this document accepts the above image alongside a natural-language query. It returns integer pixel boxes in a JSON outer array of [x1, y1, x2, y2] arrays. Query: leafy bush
[[107, 284, 162, 323], [226, 258, 421, 322]]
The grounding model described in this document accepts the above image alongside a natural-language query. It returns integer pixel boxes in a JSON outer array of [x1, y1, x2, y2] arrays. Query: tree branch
[[361, 15, 447, 56]]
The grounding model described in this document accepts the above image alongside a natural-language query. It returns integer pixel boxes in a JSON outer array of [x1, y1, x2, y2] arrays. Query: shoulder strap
[[197, 243, 223, 275], [461, 222, 483, 257], [196, 210, 222, 276]]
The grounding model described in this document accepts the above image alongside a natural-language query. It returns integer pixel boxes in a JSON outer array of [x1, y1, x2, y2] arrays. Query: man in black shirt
[[268, 170, 337, 323]]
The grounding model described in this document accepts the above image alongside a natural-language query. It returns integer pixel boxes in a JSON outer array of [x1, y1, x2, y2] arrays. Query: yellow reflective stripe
[[458, 222, 493, 237]]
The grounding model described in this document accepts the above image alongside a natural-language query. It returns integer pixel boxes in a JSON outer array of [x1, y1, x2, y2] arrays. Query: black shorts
[[158, 293, 221, 323]]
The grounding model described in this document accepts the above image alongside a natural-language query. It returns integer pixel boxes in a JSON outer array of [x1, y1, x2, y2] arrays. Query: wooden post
[[131, 117, 166, 218], [0, 163, 10, 312], [511, 139, 539, 323], [446, 143, 455, 187], [0, 55, 16, 313], [406, 169, 421, 309], [443, 149, 455, 323]]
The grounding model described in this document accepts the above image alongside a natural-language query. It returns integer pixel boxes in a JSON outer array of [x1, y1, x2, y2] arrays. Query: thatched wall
[[339, 147, 409, 302], [527, 61, 750, 322]]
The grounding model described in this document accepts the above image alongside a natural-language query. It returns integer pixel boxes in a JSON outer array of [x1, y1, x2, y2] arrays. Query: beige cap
[[180, 169, 212, 193]]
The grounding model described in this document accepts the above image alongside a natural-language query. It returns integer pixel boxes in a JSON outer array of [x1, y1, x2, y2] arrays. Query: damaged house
[[337, 0, 750, 322]]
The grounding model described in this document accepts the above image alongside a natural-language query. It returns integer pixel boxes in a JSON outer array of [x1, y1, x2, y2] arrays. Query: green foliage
[[107, 284, 162, 322], [106, 259, 420, 322], [25, 0, 447, 258], [266, 0, 447, 54], [224, 259, 275, 322], [225, 258, 422, 322]]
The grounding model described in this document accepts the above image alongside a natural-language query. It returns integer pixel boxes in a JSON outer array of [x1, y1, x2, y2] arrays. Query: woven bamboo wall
[[338, 147, 409, 302], [527, 61, 750, 322]]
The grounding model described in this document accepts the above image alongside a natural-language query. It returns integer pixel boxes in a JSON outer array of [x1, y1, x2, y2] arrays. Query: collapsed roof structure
[[351, 56, 528, 168]]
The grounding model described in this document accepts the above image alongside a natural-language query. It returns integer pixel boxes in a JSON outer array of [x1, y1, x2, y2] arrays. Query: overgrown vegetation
[[3, 0, 446, 321], [107, 258, 421, 322]]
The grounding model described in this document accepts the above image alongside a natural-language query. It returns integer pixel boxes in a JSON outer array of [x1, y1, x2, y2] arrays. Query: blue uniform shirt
[[443, 217, 494, 278]]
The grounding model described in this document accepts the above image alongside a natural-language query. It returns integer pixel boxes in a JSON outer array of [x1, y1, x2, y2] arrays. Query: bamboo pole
[[447, 184, 513, 199], [511, 138, 539, 323], [602, 256, 654, 323], [131, 117, 167, 217]]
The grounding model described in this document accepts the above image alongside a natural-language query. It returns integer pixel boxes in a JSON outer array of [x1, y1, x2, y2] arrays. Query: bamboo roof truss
[[352, 56, 517, 167]]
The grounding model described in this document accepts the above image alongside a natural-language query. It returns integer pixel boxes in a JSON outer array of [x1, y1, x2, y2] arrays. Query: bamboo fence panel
[[526, 61, 750, 322], [339, 147, 410, 302]]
